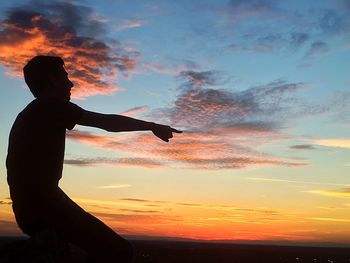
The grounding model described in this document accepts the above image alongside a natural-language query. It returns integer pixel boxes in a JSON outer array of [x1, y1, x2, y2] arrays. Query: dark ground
[[0, 237, 349, 263]]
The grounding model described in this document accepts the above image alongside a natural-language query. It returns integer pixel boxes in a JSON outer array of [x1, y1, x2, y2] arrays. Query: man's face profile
[[49, 66, 74, 101]]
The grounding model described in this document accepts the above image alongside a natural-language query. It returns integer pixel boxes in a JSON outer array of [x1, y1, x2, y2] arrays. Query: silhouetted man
[[6, 55, 181, 262]]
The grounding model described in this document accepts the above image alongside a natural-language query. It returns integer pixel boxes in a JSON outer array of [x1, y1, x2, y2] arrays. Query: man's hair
[[23, 55, 64, 97]]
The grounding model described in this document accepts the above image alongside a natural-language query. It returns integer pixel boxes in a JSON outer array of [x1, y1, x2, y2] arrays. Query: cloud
[[313, 139, 350, 149], [304, 41, 329, 59], [222, 3, 350, 58], [311, 217, 350, 223], [0, 200, 12, 205], [290, 32, 309, 49], [65, 157, 163, 168], [66, 70, 315, 169], [317, 9, 350, 36], [158, 71, 312, 129], [228, 32, 310, 53], [72, 197, 304, 239], [177, 70, 225, 86], [96, 184, 131, 189], [141, 63, 173, 74], [307, 188, 350, 198], [247, 177, 350, 187], [66, 130, 118, 145], [142, 59, 200, 76], [91, 211, 181, 225], [120, 106, 149, 117], [67, 129, 306, 170], [222, 0, 310, 54], [289, 144, 317, 151], [0, 1, 139, 98], [120, 198, 150, 202], [226, 0, 280, 22], [120, 198, 165, 203], [114, 20, 143, 31], [119, 208, 159, 213]]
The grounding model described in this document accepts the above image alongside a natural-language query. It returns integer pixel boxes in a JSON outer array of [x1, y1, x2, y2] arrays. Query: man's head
[[23, 55, 74, 101]]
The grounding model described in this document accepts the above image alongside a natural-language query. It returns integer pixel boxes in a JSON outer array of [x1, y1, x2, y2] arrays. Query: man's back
[[6, 98, 82, 195]]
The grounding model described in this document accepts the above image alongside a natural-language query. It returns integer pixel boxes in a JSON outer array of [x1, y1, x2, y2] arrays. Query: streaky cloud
[[307, 189, 350, 198], [311, 217, 350, 223], [120, 106, 149, 117], [96, 184, 131, 189], [114, 19, 144, 31], [248, 177, 350, 187], [313, 139, 350, 149], [64, 156, 163, 168], [289, 144, 317, 151], [304, 41, 329, 59], [66, 68, 317, 170]]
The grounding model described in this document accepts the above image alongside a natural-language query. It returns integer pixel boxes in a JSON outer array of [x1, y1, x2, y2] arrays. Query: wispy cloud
[[317, 8, 350, 36], [120, 106, 149, 117], [221, 1, 350, 64], [313, 139, 350, 149], [67, 129, 306, 170], [120, 198, 165, 203], [289, 144, 317, 151], [0, 1, 139, 98], [228, 33, 309, 53], [248, 177, 350, 187], [304, 41, 329, 60], [157, 71, 313, 129], [73, 196, 305, 239], [311, 217, 350, 223], [96, 184, 131, 189], [66, 70, 315, 169], [307, 188, 350, 198], [0, 200, 12, 205], [119, 208, 159, 213], [226, 0, 280, 22], [114, 19, 144, 31], [65, 157, 163, 168], [141, 59, 200, 76]]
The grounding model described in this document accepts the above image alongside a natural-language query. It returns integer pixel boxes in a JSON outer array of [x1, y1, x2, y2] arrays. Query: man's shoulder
[[26, 98, 81, 112]]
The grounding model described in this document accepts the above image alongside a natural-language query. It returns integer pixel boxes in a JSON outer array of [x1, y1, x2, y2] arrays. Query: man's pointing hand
[[151, 123, 182, 142]]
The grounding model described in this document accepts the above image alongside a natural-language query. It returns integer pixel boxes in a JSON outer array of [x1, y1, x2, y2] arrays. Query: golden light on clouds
[[96, 184, 131, 189], [314, 139, 350, 149], [311, 217, 350, 223], [307, 189, 350, 198], [71, 196, 311, 241]]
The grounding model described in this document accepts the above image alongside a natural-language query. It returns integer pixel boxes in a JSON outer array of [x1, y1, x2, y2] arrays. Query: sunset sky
[[1, 0, 350, 245]]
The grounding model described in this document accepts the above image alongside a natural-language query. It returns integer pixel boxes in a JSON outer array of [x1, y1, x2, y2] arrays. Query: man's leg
[[50, 189, 134, 262]]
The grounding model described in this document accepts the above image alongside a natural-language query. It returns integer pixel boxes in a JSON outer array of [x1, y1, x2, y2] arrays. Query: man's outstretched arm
[[78, 110, 182, 142]]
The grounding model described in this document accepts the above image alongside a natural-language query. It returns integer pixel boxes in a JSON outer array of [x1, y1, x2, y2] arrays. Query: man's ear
[[47, 72, 58, 89], [48, 72, 56, 83]]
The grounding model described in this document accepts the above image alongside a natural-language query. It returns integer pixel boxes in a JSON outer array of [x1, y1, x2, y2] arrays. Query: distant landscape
[[1, 237, 349, 263]]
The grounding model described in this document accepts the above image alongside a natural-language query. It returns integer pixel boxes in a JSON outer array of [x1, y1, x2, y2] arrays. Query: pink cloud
[[120, 106, 149, 117], [114, 20, 144, 31]]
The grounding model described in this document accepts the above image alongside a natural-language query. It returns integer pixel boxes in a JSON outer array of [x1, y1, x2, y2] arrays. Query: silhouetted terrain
[[1, 237, 349, 262]]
